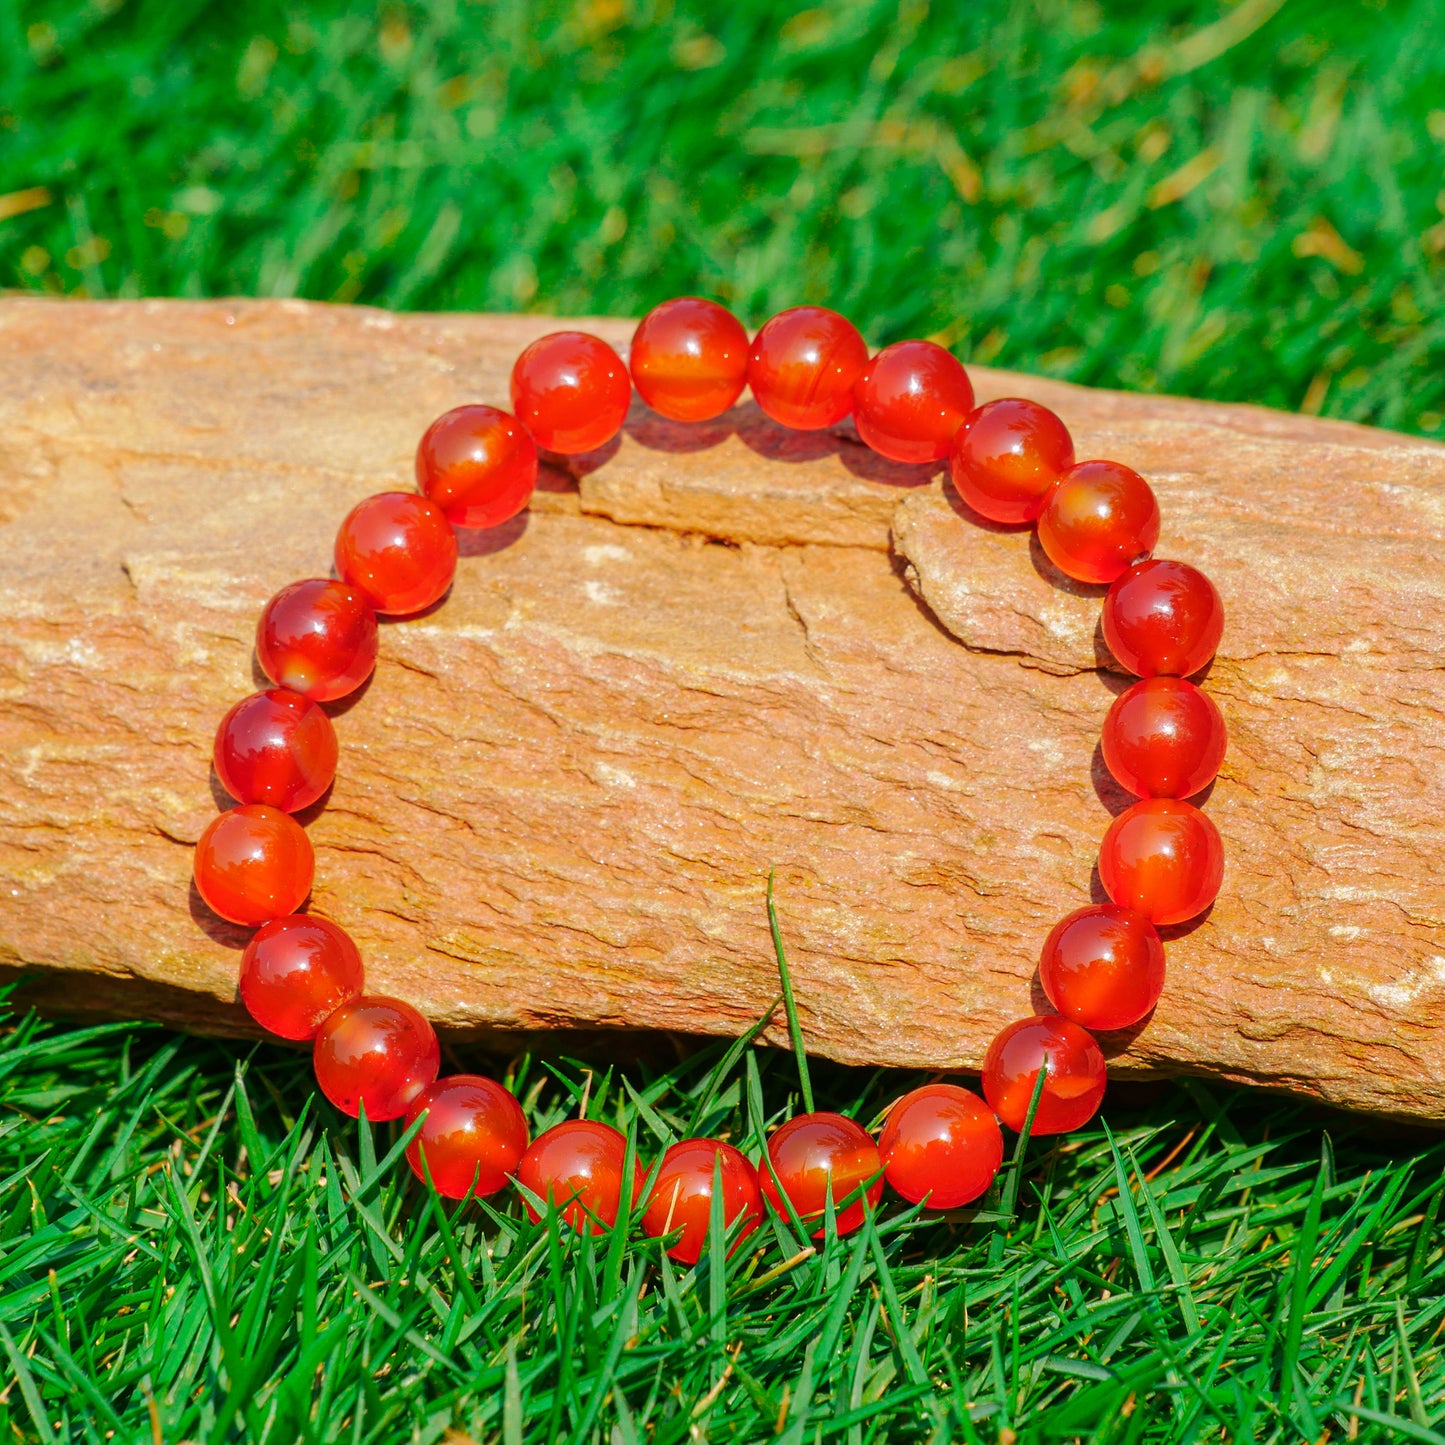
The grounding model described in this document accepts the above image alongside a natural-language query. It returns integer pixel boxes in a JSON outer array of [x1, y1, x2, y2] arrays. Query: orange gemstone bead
[[746, 306, 869, 430], [877, 1084, 1003, 1208], [312, 995, 440, 1121], [1036, 460, 1161, 585], [516, 1119, 645, 1232], [240, 914, 365, 1040], [1102, 677, 1227, 799], [982, 1015, 1107, 1135], [416, 405, 538, 529], [950, 398, 1075, 524], [1038, 904, 1165, 1032], [404, 1074, 529, 1198], [1099, 799, 1224, 926], [1102, 559, 1225, 678], [256, 578, 378, 703], [759, 1112, 882, 1237], [641, 1138, 762, 1265], [510, 330, 632, 454], [630, 297, 750, 422], [213, 688, 337, 813], [193, 804, 314, 926], [852, 339, 974, 464], [334, 492, 457, 616]]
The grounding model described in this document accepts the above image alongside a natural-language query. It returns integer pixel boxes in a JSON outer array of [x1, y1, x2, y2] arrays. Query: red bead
[[515, 1119, 645, 1232], [982, 1015, 1107, 1135], [630, 297, 750, 422], [256, 578, 378, 703], [641, 1138, 762, 1265], [1036, 460, 1161, 585], [950, 398, 1075, 524], [1099, 799, 1224, 926], [758, 1112, 882, 1237], [746, 306, 869, 431], [404, 1074, 529, 1198], [510, 331, 632, 454], [1102, 559, 1224, 678], [877, 1085, 1003, 1209], [193, 804, 314, 926], [334, 492, 457, 616], [1102, 677, 1227, 799], [1038, 905, 1165, 1032], [852, 340, 974, 464], [213, 688, 337, 813], [313, 995, 440, 1121], [240, 914, 364, 1040], [333, 491, 456, 615], [416, 405, 538, 529]]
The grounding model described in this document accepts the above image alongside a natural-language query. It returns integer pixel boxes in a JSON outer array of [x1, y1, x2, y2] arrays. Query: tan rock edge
[[2, 299, 1443, 1122]]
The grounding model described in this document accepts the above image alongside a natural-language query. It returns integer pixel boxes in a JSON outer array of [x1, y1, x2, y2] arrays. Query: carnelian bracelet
[[191, 299, 1225, 1257]]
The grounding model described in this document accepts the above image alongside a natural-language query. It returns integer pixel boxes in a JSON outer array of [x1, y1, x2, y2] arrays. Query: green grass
[[4, 1, 1445, 1439], [3, 0, 1444, 433], [5, 987, 1445, 1443]]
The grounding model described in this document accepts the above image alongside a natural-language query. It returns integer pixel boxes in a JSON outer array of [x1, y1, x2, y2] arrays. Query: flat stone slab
[[2, 298, 1443, 1122]]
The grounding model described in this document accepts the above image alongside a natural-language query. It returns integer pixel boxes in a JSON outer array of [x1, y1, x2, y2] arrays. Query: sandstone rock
[[1, 298, 1443, 1122]]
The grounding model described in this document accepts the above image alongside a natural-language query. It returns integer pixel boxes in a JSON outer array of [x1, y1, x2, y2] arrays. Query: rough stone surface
[[2, 298, 1444, 1122]]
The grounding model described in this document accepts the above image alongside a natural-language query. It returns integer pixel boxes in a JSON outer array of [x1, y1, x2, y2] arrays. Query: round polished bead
[[334, 492, 457, 616], [746, 306, 869, 431], [1036, 460, 1161, 585], [982, 1015, 1107, 1135], [313, 995, 440, 1121], [852, 340, 974, 464], [193, 804, 314, 926], [516, 1119, 645, 1232], [1099, 799, 1224, 926], [1102, 677, 1227, 799], [404, 1074, 529, 1198], [213, 688, 337, 813], [1102, 559, 1225, 678], [630, 297, 750, 422], [758, 1112, 882, 1237], [510, 331, 632, 454], [416, 405, 538, 530], [239, 914, 364, 1041], [256, 578, 378, 703], [1038, 904, 1165, 1032], [877, 1084, 1003, 1209], [950, 398, 1075, 524], [641, 1138, 762, 1266]]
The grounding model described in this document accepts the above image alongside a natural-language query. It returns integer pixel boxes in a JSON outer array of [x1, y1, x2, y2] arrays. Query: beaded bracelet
[[192, 298, 1225, 1261]]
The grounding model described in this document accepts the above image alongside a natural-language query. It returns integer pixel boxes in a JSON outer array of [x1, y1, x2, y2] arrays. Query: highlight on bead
[[1038, 904, 1165, 1032], [193, 803, 315, 927], [416, 404, 538, 530], [1099, 798, 1225, 927], [641, 1138, 762, 1265], [1036, 459, 1161, 585], [630, 296, 750, 422], [334, 491, 458, 616], [312, 995, 440, 1121], [256, 577, 378, 702], [213, 687, 338, 813], [1102, 676, 1227, 800], [1102, 558, 1225, 678], [950, 396, 1075, 524], [982, 1015, 1108, 1135], [852, 339, 974, 464], [877, 1084, 1003, 1208], [240, 914, 365, 1041], [516, 1120, 644, 1233], [759, 1111, 883, 1237], [510, 330, 632, 454], [746, 305, 870, 430], [404, 1074, 530, 1199]]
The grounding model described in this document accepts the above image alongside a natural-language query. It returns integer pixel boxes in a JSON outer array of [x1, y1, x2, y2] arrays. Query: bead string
[[193, 299, 1225, 1258]]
